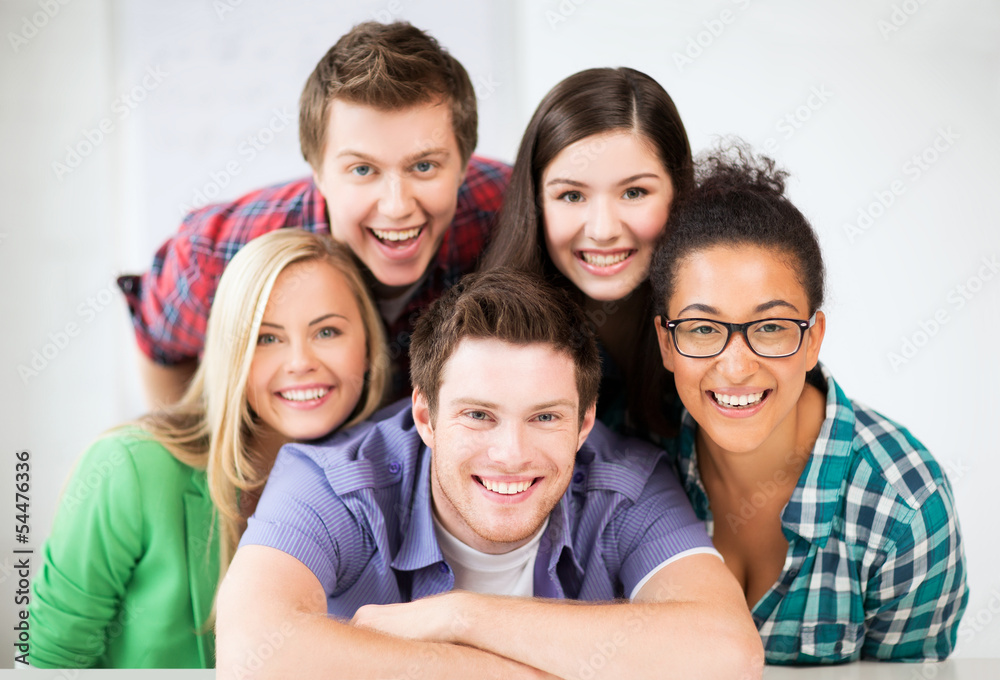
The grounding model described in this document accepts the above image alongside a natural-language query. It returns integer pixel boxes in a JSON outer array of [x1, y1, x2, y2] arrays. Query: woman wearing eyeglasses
[[648, 145, 968, 664]]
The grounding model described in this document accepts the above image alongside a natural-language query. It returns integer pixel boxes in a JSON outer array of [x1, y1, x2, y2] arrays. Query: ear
[[804, 310, 826, 371], [412, 387, 435, 449], [576, 402, 597, 451], [654, 316, 676, 373]]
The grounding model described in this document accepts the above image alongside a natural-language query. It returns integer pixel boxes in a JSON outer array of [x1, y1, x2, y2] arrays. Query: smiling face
[[313, 99, 467, 296], [655, 245, 825, 456], [413, 338, 596, 554], [247, 259, 370, 442], [541, 131, 673, 302]]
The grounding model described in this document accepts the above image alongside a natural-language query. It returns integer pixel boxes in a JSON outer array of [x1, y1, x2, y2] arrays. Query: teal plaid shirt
[[668, 365, 968, 664]]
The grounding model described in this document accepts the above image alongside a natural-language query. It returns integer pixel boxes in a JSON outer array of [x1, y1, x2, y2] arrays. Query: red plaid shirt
[[119, 155, 511, 400]]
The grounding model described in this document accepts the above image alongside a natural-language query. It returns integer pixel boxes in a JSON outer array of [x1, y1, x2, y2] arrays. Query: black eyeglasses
[[660, 314, 817, 358]]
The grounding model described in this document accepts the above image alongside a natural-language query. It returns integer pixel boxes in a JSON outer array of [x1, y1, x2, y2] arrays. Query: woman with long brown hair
[[483, 67, 692, 436]]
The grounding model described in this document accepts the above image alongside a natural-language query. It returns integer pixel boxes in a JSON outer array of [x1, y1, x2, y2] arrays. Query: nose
[[584, 196, 622, 244], [486, 422, 532, 470], [285, 339, 318, 374], [714, 331, 759, 381], [378, 174, 416, 221]]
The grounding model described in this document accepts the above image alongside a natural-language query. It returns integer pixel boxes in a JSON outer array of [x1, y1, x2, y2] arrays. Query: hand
[[350, 591, 473, 643]]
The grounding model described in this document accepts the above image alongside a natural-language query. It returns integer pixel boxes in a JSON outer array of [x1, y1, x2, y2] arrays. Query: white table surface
[[764, 659, 1000, 679], [5, 659, 1000, 678]]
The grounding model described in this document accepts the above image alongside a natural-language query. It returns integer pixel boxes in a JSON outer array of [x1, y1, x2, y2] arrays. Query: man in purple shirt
[[217, 270, 763, 679]]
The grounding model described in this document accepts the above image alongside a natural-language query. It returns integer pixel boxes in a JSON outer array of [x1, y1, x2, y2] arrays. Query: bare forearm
[[447, 593, 762, 680], [137, 353, 197, 409], [217, 602, 551, 680]]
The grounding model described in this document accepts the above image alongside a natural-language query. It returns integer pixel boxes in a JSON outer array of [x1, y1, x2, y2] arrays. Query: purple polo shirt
[[241, 400, 712, 618]]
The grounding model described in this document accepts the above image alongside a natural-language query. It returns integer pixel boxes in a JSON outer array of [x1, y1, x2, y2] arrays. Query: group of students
[[29, 20, 968, 674]]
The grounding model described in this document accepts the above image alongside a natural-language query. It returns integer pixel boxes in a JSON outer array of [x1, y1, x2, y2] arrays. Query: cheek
[[245, 359, 270, 412], [420, 180, 461, 219], [323, 182, 374, 239], [542, 206, 577, 260], [631, 204, 670, 246]]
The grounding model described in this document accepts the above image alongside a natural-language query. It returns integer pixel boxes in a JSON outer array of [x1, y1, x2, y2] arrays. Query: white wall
[[2, 0, 997, 665]]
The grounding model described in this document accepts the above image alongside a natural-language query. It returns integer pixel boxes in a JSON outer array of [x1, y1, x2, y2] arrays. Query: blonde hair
[[139, 230, 388, 613]]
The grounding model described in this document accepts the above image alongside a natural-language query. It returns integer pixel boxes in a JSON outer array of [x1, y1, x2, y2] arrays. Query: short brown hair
[[299, 21, 478, 171], [410, 269, 601, 422]]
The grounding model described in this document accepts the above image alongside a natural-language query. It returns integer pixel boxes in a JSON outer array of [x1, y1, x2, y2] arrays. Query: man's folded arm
[[215, 545, 556, 680], [355, 553, 764, 680]]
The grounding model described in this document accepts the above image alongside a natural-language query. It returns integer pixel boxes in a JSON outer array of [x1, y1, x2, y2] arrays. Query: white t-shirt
[[432, 515, 549, 598]]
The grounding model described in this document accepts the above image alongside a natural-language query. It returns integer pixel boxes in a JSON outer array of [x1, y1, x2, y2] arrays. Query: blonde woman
[[29, 231, 388, 668]]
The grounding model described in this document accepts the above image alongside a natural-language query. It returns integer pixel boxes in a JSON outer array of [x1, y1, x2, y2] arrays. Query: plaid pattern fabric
[[118, 155, 511, 399], [668, 364, 968, 663]]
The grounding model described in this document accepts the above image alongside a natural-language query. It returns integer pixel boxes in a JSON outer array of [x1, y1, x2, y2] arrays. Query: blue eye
[[536, 413, 556, 422], [559, 191, 584, 203], [413, 161, 434, 173], [316, 327, 342, 339], [352, 165, 372, 177], [467, 411, 489, 421], [256, 333, 278, 346]]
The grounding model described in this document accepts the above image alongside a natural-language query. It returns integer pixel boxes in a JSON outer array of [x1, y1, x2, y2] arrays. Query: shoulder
[[62, 428, 197, 509], [838, 398, 956, 551], [847, 400, 947, 508], [178, 177, 320, 242], [460, 155, 512, 212], [273, 399, 422, 496], [575, 420, 667, 502]]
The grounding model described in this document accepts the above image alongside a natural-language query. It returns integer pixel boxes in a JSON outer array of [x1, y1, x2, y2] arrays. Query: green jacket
[[29, 428, 219, 668]]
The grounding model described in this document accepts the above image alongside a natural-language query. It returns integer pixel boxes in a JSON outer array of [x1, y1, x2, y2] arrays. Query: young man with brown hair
[[216, 269, 764, 680], [118, 21, 510, 405]]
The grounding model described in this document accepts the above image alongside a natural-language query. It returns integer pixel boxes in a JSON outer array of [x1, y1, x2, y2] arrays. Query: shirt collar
[[390, 445, 446, 572], [675, 363, 855, 547], [780, 364, 855, 546]]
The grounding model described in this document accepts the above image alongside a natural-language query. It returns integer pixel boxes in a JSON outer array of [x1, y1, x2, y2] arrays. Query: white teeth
[[279, 387, 329, 402], [580, 251, 631, 267], [478, 478, 533, 494], [713, 391, 765, 408], [371, 227, 421, 242]]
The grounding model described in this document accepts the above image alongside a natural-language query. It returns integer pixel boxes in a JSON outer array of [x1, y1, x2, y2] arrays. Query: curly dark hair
[[650, 141, 826, 318]]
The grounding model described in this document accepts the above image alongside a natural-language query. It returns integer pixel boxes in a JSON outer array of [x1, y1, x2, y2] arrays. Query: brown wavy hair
[[299, 21, 478, 171], [482, 67, 693, 437]]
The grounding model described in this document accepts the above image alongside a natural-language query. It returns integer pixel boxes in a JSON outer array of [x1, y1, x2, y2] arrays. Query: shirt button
[[117, 275, 137, 294], [388, 462, 400, 474], [573, 472, 584, 484], [438, 563, 450, 573]]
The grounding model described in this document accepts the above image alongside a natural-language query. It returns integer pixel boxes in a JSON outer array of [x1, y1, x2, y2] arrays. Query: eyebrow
[[618, 172, 661, 185], [336, 148, 451, 165], [453, 398, 576, 412], [544, 172, 662, 189], [545, 178, 586, 188], [675, 300, 800, 317], [259, 313, 348, 330]]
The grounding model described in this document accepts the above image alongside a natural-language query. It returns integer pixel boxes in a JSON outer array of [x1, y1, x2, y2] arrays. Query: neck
[[584, 290, 645, 369], [696, 383, 825, 498], [251, 426, 292, 469]]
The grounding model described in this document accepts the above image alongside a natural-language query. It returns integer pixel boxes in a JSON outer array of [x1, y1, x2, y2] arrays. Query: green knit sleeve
[[28, 430, 148, 668]]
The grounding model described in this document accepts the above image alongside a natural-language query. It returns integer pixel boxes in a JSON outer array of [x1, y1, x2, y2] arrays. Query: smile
[[577, 250, 635, 267], [476, 476, 536, 495], [369, 226, 423, 244], [711, 390, 769, 409], [278, 387, 329, 402]]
